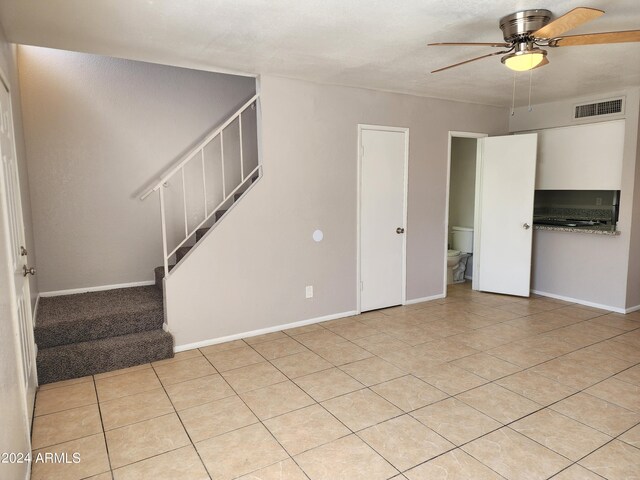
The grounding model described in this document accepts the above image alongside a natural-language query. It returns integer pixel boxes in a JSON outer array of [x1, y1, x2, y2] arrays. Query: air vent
[[574, 97, 624, 119]]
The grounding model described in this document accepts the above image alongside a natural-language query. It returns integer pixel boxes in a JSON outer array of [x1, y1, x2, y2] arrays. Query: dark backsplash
[[533, 190, 620, 228]]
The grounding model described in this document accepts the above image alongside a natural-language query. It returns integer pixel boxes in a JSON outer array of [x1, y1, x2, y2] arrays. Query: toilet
[[447, 226, 473, 284]]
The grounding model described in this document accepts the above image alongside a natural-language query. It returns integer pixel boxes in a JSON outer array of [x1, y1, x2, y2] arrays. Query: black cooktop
[[533, 218, 603, 227]]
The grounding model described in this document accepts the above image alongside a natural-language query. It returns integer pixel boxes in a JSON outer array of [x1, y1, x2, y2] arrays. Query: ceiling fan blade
[[554, 30, 640, 46], [431, 51, 509, 73], [428, 42, 511, 47], [533, 7, 604, 39]]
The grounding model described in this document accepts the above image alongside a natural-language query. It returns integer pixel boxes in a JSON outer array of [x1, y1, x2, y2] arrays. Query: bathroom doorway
[[444, 132, 486, 295]]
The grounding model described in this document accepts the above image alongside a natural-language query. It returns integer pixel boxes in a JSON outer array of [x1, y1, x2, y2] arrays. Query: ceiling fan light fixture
[[501, 48, 547, 71]]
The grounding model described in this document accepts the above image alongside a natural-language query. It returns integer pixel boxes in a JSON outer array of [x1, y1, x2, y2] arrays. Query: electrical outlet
[[596, 197, 602, 206], [305, 285, 313, 299]]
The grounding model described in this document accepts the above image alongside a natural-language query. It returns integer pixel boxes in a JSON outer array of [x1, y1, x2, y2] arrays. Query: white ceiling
[[1, 0, 639, 106]]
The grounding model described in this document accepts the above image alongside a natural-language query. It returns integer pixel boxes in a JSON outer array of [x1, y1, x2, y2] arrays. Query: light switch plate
[[305, 285, 313, 298]]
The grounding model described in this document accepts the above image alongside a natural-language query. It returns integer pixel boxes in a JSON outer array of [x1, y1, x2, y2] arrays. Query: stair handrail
[[140, 93, 261, 278], [140, 93, 259, 201]]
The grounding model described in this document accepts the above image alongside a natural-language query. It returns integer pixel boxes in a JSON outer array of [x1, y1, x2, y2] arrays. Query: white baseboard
[[174, 310, 358, 352], [531, 289, 625, 314], [625, 304, 640, 314], [404, 293, 445, 305], [39, 280, 156, 298]]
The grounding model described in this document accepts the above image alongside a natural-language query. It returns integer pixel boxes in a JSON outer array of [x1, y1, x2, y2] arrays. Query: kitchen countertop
[[533, 225, 620, 236]]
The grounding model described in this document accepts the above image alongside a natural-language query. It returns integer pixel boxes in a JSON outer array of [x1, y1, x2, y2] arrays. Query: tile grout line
[[152, 354, 216, 480], [161, 349, 224, 479], [91, 376, 114, 479]]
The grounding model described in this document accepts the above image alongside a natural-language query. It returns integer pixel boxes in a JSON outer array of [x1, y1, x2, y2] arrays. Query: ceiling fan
[[429, 7, 640, 73]]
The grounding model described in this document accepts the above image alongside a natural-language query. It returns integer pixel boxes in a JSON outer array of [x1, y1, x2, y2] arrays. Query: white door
[[359, 126, 408, 312], [475, 133, 537, 297], [0, 81, 37, 419]]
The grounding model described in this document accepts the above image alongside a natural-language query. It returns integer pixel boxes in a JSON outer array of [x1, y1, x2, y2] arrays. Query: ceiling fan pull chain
[[511, 71, 516, 116], [528, 68, 533, 112]]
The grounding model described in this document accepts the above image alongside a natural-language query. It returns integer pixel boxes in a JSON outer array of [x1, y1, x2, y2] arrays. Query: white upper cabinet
[[535, 120, 625, 190]]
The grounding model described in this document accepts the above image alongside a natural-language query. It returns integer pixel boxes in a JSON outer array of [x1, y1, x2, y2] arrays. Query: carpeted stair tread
[[175, 246, 192, 263], [37, 286, 162, 325], [35, 286, 164, 348], [154, 265, 175, 292], [215, 209, 227, 221], [196, 227, 210, 241], [37, 329, 174, 384]]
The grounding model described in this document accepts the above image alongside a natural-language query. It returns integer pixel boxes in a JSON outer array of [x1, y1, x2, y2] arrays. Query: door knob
[[523, 223, 531, 230], [396, 227, 405, 234], [23, 265, 36, 277]]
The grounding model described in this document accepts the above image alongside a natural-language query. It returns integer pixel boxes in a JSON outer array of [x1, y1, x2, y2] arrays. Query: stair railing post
[[220, 130, 226, 198], [159, 187, 169, 277]]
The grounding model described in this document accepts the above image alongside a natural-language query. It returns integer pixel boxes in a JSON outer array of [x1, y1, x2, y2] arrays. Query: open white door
[[0, 81, 37, 420], [359, 126, 408, 312], [475, 133, 537, 297]]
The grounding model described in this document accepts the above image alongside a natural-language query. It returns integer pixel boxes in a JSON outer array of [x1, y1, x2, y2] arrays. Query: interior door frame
[[0, 65, 37, 428], [444, 131, 488, 296], [357, 124, 409, 314]]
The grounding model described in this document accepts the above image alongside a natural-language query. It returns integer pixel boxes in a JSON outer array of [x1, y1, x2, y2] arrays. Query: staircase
[[153, 176, 258, 290], [35, 94, 261, 384], [35, 287, 173, 384]]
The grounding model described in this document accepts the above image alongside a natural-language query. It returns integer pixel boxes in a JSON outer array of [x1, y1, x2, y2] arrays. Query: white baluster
[[220, 131, 226, 198], [239, 113, 244, 181], [159, 187, 169, 276], [181, 167, 188, 237], [201, 149, 208, 217]]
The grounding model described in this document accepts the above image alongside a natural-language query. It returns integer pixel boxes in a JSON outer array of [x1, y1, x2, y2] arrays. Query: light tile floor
[[30, 283, 640, 480]]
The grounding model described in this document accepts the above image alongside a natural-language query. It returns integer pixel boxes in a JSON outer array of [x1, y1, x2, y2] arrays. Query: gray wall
[[18, 46, 256, 292], [510, 88, 640, 311], [448, 137, 476, 229], [0, 26, 32, 480], [166, 75, 507, 347]]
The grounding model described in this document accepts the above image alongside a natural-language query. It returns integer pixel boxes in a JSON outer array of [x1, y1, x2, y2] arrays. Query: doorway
[[444, 132, 485, 295], [357, 125, 408, 312], [445, 131, 538, 298]]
